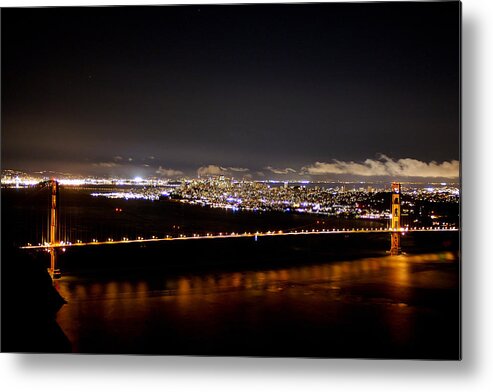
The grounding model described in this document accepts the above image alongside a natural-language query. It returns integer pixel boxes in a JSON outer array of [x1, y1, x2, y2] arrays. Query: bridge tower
[[48, 179, 60, 279], [390, 182, 401, 255]]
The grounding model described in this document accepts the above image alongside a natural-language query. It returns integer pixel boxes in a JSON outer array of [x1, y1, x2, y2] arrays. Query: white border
[[1, 0, 493, 391]]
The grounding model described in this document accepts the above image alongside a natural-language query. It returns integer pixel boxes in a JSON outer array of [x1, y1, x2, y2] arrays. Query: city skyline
[[2, 3, 460, 180]]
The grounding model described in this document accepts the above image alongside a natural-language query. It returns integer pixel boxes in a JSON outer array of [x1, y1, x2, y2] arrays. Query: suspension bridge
[[17, 180, 458, 279], [20, 226, 458, 250]]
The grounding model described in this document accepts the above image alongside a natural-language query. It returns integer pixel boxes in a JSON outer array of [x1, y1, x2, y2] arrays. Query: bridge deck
[[20, 227, 459, 250]]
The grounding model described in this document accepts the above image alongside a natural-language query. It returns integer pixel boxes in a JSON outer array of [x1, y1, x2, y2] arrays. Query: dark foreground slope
[[1, 247, 71, 353]]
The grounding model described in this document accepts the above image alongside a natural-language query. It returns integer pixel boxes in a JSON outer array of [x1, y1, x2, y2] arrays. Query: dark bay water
[[55, 251, 459, 358]]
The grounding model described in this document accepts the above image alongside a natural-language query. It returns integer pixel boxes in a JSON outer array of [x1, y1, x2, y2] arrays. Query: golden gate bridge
[[18, 180, 458, 279]]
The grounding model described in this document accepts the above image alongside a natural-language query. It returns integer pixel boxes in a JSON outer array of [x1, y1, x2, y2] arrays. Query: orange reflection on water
[[390, 258, 411, 287], [278, 269, 289, 281], [90, 283, 103, 297], [255, 272, 266, 284], [75, 284, 87, 299], [106, 281, 119, 298], [244, 276, 253, 289], [54, 251, 459, 354], [136, 281, 148, 299], [268, 270, 278, 282], [177, 277, 191, 295], [231, 272, 242, 288], [176, 277, 192, 309]]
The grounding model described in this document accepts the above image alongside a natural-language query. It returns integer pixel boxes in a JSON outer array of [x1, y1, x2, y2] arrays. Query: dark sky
[[1, 2, 460, 180]]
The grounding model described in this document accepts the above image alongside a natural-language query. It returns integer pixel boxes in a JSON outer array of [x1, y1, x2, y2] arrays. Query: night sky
[[1, 2, 460, 180]]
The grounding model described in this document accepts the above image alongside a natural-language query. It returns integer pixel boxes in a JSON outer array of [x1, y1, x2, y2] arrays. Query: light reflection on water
[[56, 252, 459, 355]]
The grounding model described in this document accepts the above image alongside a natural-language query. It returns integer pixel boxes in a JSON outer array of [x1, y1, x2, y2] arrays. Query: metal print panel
[[1, 1, 461, 359]]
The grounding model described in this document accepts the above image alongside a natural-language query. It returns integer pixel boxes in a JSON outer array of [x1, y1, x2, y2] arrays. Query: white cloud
[[92, 162, 120, 168], [302, 155, 459, 178], [197, 165, 228, 177], [197, 165, 250, 177], [227, 167, 249, 172], [264, 166, 297, 175], [156, 166, 183, 177]]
